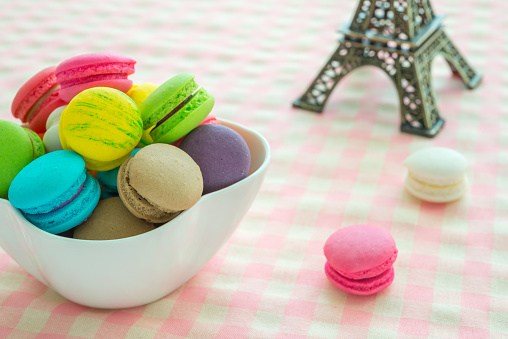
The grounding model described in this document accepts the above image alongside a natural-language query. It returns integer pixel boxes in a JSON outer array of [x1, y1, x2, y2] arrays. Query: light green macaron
[[0, 120, 45, 199], [140, 73, 214, 144]]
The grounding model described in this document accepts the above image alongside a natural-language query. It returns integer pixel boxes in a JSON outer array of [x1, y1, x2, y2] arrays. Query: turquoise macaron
[[8, 150, 100, 234]]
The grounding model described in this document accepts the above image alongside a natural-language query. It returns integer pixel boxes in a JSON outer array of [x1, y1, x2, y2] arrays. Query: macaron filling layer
[[23, 173, 100, 234], [25, 84, 60, 122], [20, 170, 87, 214], [12, 70, 58, 122], [152, 87, 200, 130], [59, 73, 131, 88], [144, 80, 198, 128], [407, 172, 465, 188], [50, 182, 84, 212], [325, 262, 394, 295], [150, 88, 211, 141], [118, 158, 179, 222], [331, 249, 398, 280], [56, 62, 135, 82]]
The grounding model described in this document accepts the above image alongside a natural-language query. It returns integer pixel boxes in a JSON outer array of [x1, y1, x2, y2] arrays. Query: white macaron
[[404, 147, 468, 203]]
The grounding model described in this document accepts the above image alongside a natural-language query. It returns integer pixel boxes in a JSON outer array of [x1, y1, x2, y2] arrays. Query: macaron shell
[[23, 173, 101, 234], [323, 224, 397, 279], [179, 124, 251, 195], [56, 53, 136, 103], [11, 66, 58, 122], [117, 157, 181, 223], [28, 94, 66, 133], [59, 87, 142, 170], [404, 174, 468, 203], [73, 197, 155, 240], [43, 124, 63, 153], [8, 150, 87, 213], [23, 128, 45, 159], [140, 73, 195, 128], [127, 82, 158, 107], [125, 144, 203, 212], [150, 91, 214, 144], [46, 105, 66, 129], [325, 262, 395, 296], [55, 53, 136, 76], [0, 120, 34, 199], [58, 78, 133, 103], [404, 147, 467, 181]]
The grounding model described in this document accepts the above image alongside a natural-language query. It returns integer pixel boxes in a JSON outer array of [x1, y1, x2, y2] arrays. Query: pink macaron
[[55, 53, 136, 102], [11, 66, 67, 133], [323, 224, 398, 295]]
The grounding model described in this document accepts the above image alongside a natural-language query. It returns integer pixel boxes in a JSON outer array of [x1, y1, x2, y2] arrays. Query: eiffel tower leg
[[439, 31, 482, 89], [293, 41, 357, 113], [397, 53, 445, 137]]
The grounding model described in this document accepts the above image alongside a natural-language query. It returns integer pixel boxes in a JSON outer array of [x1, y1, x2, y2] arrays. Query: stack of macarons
[[3, 52, 252, 240]]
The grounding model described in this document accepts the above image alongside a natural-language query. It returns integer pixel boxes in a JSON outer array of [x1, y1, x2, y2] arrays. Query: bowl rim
[[1, 118, 270, 245]]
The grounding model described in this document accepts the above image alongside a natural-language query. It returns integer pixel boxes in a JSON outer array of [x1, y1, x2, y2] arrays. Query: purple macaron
[[179, 124, 251, 194]]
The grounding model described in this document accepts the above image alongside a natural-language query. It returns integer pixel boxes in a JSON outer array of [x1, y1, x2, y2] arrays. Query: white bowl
[[0, 119, 270, 309]]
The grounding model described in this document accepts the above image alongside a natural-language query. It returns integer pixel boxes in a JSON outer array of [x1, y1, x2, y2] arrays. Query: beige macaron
[[117, 143, 203, 223], [73, 197, 155, 240]]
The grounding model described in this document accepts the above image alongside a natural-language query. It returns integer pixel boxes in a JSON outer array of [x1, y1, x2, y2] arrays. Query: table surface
[[1, 0, 507, 338]]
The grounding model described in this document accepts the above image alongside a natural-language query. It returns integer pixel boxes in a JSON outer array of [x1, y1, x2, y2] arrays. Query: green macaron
[[0, 120, 45, 199], [140, 73, 214, 144]]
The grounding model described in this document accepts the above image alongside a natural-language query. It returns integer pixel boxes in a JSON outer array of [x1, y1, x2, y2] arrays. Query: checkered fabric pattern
[[1, 0, 507, 337]]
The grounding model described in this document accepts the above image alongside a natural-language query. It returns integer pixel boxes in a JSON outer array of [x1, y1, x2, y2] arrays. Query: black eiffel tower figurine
[[293, 0, 482, 137]]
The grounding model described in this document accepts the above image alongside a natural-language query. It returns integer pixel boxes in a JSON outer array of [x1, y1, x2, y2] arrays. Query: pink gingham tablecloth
[[0, 0, 507, 337]]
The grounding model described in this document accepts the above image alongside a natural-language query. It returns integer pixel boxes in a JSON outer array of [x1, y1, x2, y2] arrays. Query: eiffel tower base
[[293, 27, 482, 138]]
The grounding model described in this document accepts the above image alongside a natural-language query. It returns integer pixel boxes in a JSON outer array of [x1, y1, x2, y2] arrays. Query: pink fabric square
[[230, 291, 261, 310], [276, 334, 308, 339], [53, 302, 88, 316], [284, 299, 316, 320], [0, 327, 12, 338], [2, 291, 37, 308], [414, 227, 442, 243], [177, 286, 209, 304], [290, 161, 315, 177], [410, 254, 438, 271], [460, 293, 490, 312], [466, 233, 493, 248], [398, 318, 430, 337], [268, 208, 295, 224], [35, 334, 67, 339], [404, 285, 434, 303], [95, 322, 130, 338], [340, 308, 372, 327], [296, 269, 325, 288], [216, 325, 249, 339], [468, 207, 495, 221], [244, 263, 274, 280], [316, 212, 342, 229], [458, 327, 491, 339], [256, 235, 286, 250], [158, 319, 193, 337], [463, 261, 491, 277], [104, 311, 141, 326]]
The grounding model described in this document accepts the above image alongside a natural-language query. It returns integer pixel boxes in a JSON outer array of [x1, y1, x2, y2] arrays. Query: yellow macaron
[[127, 83, 158, 148], [59, 87, 143, 171]]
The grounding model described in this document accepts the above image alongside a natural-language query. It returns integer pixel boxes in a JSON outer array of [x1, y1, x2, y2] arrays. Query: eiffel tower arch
[[293, 0, 482, 138]]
